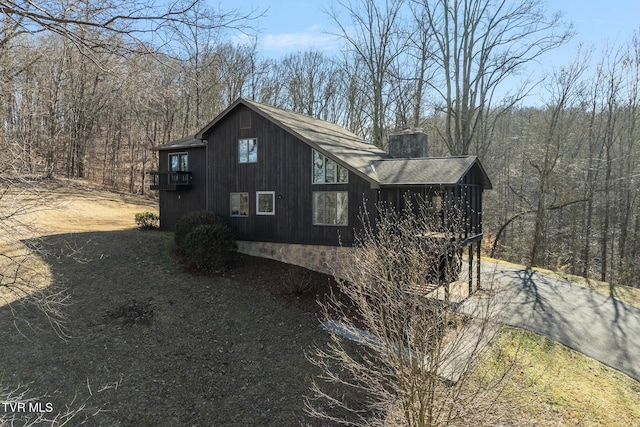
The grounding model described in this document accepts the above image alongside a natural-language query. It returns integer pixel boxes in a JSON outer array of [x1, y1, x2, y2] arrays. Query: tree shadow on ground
[[0, 229, 336, 426], [493, 267, 640, 382]]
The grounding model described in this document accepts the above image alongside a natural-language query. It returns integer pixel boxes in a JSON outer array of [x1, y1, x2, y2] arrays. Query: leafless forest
[[2, 0, 639, 287]]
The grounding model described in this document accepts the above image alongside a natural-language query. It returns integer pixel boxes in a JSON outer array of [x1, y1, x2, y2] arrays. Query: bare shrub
[[280, 266, 317, 296], [306, 198, 516, 426]]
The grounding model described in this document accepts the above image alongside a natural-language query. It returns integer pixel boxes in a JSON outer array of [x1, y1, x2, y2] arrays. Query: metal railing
[[149, 171, 192, 190]]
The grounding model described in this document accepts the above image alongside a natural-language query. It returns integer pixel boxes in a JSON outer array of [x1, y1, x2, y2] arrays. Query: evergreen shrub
[[174, 211, 225, 250], [135, 212, 159, 229], [174, 211, 236, 271]]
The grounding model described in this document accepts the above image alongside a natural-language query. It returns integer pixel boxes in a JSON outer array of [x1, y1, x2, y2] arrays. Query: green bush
[[174, 211, 226, 250], [182, 222, 237, 271], [135, 211, 159, 229]]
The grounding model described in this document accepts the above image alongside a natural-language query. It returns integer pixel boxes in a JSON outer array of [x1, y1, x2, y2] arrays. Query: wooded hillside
[[1, 0, 638, 287]]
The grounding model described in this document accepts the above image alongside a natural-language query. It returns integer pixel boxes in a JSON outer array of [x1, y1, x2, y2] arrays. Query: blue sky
[[222, 0, 640, 63], [218, 0, 640, 103]]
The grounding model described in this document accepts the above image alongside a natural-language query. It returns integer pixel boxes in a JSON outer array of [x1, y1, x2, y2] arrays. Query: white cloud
[[234, 25, 341, 57]]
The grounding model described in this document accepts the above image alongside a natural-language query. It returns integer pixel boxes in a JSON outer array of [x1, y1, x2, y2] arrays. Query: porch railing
[[149, 171, 192, 191]]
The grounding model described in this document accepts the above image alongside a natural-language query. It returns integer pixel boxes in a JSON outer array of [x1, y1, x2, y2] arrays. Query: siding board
[[157, 146, 207, 229], [154, 101, 488, 249], [204, 105, 376, 246]]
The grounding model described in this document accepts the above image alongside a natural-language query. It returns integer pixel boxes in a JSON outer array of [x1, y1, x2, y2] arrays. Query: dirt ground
[[0, 180, 337, 426]]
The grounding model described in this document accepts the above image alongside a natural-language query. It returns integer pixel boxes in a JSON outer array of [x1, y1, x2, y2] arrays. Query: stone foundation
[[236, 240, 482, 291], [236, 241, 353, 279]]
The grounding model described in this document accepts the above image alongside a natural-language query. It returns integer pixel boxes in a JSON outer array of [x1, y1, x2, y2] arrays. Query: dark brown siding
[[204, 104, 376, 246], [157, 146, 207, 229], [378, 181, 484, 243]]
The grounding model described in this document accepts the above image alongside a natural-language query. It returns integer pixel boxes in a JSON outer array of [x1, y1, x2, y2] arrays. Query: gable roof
[[194, 98, 492, 190], [196, 98, 390, 185], [371, 156, 493, 189]]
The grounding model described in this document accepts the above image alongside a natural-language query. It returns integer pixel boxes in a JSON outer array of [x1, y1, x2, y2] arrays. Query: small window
[[169, 152, 188, 171], [239, 138, 258, 163], [256, 191, 275, 215], [312, 149, 348, 183], [230, 192, 249, 217], [313, 191, 348, 225]]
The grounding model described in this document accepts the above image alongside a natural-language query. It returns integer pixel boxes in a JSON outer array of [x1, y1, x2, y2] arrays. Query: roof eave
[[151, 136, 207, 151], [195, 98, 245, 140], [467, 157, 493, 189], [451, 156, 493, 190], [196, 97, 383, 188], [379, 182, 457, 187], [240, 100, 383, 187]]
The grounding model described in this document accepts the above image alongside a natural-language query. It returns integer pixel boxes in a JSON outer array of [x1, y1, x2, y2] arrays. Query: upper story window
[[239, 138, 258, 163], [312, 149, 348, 184], [169, 152, 188, 171]]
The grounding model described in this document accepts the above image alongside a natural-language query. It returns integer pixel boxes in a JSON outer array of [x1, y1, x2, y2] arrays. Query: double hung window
[[230, 192, 249, 217], [313, 192, 348, 226], [239, 138, 258, 163]]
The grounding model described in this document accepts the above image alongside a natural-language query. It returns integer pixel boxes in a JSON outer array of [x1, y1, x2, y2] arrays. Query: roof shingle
[[193, 98, 492, 189], [371, 156, 484, 186], [152, 136, 205, 151]]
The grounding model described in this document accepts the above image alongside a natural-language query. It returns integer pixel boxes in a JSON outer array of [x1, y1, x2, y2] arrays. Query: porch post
[[477, 240, 482, 290], [468, 243, 474, 295]]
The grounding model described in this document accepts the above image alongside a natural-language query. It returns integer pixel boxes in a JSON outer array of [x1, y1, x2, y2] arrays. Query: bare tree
[[158, 1, 263, 131], [306, 199, 515, 426], [527, 52, 589, 268], [615, 35, 640, 285], [0, 0, 259, 57], [272, 50, 343, 122], [411, 0, 573, 156], [327, 0, 407, 148], [0, 2, 261, 422]]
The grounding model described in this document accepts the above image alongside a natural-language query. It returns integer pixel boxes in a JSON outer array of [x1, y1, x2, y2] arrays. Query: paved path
[[471, 261, 640, 382]]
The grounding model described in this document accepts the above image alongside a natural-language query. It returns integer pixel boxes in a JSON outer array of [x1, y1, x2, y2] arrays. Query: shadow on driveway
[[490, 265, 640, 382]]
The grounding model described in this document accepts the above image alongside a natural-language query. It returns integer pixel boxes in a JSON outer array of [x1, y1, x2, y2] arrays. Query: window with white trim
[[313, 191, 348, 225], [256, 191, 275, 215], [239, 138, 258, 163], [312, 149, 348, 183], [230, 192, 249, 217]]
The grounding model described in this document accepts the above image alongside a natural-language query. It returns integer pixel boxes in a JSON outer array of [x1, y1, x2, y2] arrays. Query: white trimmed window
[[230, 192, 249, 217], [239, 138, 258, 163], [312, 149, 348, 183], [256, 191, 275, 215], [313, 191, 348, 225]]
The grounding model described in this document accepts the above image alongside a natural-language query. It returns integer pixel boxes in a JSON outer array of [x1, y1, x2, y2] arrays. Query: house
[[150, 98, 492, 288]]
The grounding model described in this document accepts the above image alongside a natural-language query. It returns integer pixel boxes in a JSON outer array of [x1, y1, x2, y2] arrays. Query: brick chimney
[[388, 128, 428, 158]]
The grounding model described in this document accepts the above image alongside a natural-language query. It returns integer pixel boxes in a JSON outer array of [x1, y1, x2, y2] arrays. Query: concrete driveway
[[470, 261, 640, 382]]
